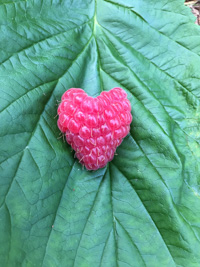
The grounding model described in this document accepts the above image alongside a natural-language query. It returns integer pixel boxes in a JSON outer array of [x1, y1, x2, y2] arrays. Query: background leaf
[[1, 0, 200, 266]]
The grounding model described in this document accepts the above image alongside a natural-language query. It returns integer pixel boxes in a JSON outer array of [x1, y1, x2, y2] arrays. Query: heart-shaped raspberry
[[57, 87, 132, 170]]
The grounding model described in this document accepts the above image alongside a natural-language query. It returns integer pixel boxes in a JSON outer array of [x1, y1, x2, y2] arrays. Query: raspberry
[[57, 87, 132, 170]]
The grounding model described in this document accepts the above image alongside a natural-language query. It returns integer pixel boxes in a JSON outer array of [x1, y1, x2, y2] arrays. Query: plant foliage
[[1, 0, 200, 266]]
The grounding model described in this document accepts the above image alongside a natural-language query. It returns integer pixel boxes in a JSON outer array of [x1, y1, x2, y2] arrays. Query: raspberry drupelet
[[57, 87, 132, 170]]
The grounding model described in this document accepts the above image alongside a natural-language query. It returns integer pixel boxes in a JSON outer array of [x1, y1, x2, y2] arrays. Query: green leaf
[[1, 0, 200, 266]]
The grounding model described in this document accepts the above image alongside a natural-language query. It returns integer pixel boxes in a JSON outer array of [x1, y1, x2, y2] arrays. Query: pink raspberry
[[57, 87, 132, 170]]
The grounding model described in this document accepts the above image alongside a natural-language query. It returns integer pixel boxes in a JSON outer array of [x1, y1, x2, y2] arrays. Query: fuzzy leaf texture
[[0, 0, 200, 266]]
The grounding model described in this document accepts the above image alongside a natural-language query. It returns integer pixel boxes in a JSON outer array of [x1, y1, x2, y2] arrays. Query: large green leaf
[[1, 0, 200, 266]]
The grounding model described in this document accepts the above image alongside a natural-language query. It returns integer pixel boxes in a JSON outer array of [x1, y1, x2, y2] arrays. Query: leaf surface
[[0, 0, 200, 266]]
